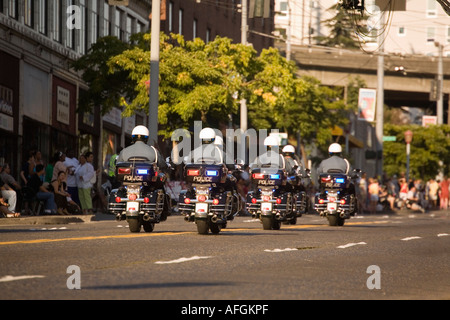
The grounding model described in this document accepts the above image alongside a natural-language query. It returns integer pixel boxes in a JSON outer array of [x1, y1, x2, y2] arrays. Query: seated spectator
[[406, 184, 426, 213], [28, 164, 57, 215], [0, 196, 19, 218], [51, 171, 71, 215], [0, 165, 18, 216]]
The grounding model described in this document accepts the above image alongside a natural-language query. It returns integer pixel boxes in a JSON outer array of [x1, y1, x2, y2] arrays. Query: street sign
[[383, 136, 396, 142]]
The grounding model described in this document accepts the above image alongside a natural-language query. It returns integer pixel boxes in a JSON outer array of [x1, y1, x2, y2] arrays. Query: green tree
[[383, 124, 450, 180]]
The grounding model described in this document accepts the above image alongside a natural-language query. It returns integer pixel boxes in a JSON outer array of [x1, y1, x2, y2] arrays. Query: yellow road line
[[0, 220, 388, 246]]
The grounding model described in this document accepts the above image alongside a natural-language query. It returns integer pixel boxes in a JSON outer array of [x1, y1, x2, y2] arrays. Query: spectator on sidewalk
[[75, 153, 95, 215], [28, 164, 57, 215]]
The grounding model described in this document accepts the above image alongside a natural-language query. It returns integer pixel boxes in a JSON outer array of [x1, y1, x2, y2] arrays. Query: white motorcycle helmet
[[282, 145, 296, 154], [132, 125, 149, 143], [199, 127, 216, 144], [264, 135, 279, 147], [328, 143, 342, 155]]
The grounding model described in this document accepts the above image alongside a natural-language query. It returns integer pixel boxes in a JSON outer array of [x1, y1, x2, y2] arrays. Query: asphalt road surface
[[0, 211, 449, 303]]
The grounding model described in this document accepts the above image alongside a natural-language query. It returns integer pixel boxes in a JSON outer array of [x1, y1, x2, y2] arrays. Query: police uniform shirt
[[118, 141, 167, 169], [317, 156, 351, 175]]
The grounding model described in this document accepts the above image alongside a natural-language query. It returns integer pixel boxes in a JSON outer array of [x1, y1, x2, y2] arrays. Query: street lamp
[[404, 130, 413, 182]]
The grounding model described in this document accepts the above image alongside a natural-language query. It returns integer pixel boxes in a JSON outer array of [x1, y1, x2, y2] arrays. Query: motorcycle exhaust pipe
[[339, 213, 345, 218], [143, 214, 151, 221], [184, 214, 190, 222], [211, 215, 218, 223], [116, 214, 121, 221]]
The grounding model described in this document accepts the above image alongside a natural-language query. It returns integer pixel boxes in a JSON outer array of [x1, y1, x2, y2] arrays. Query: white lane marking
[[0, 275, 45, 283], [243, 219, 260, 223], [337, 242, 367, 249], [30, 227, 67, 231], [437, 233, 449, 237], [264, 248, 298, 253], [401, 236, 421, 241], [155, 256, 212, 264]]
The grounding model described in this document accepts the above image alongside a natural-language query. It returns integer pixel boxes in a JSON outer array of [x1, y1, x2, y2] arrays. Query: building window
[[89, 0, 98, 45], [398, 26, 405, 36], [168, 1, 173, 32], [66, 0, 76, 50], [206, 28, 210, 43], [114, 8, 121, 39], [193, 18, 197, 39], [38, 0, 48, 35], [8, 0, 18, 19], [103, 1, 110, 36], [426, 0, 437, 17], [178, 9, 183, 35], [427, 27, 435, 42], [52, 0, 61, 42], [24, 0, 33, 27]]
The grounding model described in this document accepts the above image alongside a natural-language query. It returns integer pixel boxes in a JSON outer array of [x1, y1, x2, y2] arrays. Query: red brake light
[[198, 195, 206, 202], [118, 168, 131, 174], [319, 199, 325, 204], [276, 198, 282, 204], [187, 169, 200, 176], [263, 195, 270, 202], [252, 173, 265, 179], [340, 199, 346, 205], [251, 198, 257, 204], [321, 177, 332, 183], [129, 194, 137, 201], [184, 198, 191, 204], [144, 197, 150, 203], [115, 196, 121, 203], [213, 199, 219, 205]]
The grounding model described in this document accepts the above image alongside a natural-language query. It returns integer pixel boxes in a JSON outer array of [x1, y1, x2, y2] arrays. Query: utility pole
[[149, 0, 160, 146], [286, 0, 291, 61], [375, 7, 385, 178], [435, 41, 444, 125], [239, 0, 248, 164]]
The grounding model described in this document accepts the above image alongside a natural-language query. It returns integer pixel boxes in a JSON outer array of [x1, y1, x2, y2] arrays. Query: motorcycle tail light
[[184, 198, 191, 204], [321, 177, 332, 183], [251, 198, 257, 204], [118, 168, 131, 174], [276, 198, 282, 204], [263, 195, 270, 202], [318, 199, 325, 204], [340, 199, 346, 205], [252, 173, 265, 179], [115, 196, 121, 203], [144, 197, 150, 203], [198, 195, 206, 202], [212, 199, 219, 205], [187, 169, 200, 176], [128, 194, 137, 201], [329, 197, 336, 202]]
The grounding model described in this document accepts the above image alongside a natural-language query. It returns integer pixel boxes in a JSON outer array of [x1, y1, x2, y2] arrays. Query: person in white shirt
[[75, 152, 95, 214], [64, 149, 80, 206]]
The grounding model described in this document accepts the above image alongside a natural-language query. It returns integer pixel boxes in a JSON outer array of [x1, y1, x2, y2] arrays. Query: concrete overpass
[[287, 45, 450, 177], [291, 45, 450, 122]]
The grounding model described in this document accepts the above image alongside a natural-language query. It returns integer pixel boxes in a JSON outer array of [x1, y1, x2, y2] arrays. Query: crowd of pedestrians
[[0, 149, 98, 218], [356, 172, 450, 214]]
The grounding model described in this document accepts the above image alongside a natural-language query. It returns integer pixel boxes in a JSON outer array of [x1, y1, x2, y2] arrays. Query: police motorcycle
[[107, 126, 170, 233], [178, 128, 240, 235], [246, 136, 297, 230], [282, 145, 309, 221]]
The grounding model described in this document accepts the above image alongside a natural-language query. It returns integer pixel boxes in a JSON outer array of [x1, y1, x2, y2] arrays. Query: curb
[[0, 214, 99, 225]]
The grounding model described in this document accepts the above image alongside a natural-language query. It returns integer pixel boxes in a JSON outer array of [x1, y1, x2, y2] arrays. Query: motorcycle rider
[[250, 135, 288, 173], [317, 143, 356, 210], [117, 125, 169, 220]]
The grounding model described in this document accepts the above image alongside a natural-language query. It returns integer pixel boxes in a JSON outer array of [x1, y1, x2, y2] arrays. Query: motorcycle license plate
[[327, 202, 337, 211], [261, 202, 272, 212], [195, 203, 208, 213], [126, 201, 139, 212]]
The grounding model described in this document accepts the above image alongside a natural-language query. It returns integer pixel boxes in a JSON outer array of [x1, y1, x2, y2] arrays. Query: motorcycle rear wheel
[[196, 219, 209, 234], [143, 220, 155, 232], [262, 216, 281, 230], [327, 215, 345, 226], [128, 218, 141, 232]]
